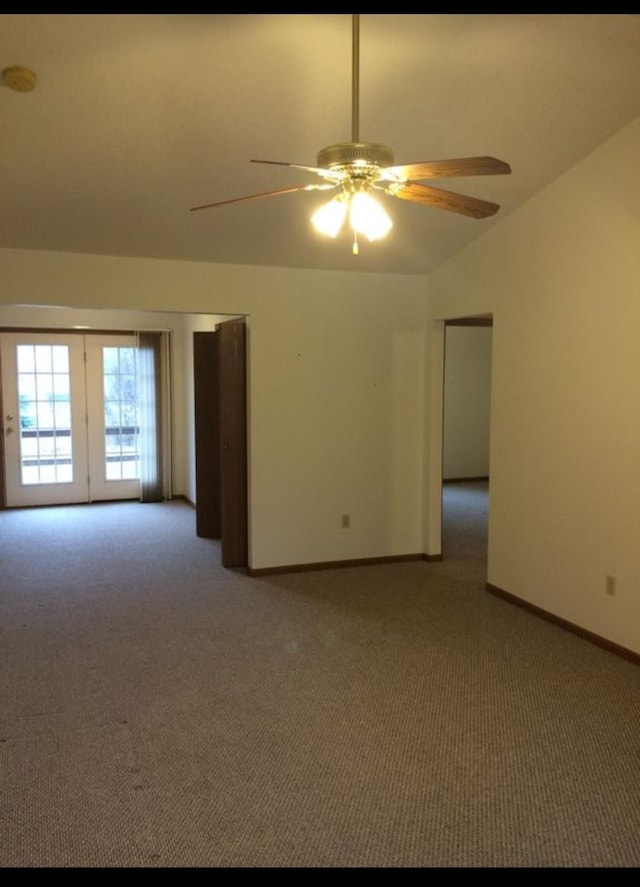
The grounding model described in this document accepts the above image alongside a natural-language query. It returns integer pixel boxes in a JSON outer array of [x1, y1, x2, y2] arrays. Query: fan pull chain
[[352, 231, 359, 256]]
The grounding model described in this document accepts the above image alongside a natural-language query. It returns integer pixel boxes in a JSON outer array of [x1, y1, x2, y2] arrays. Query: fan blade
[[389, 181, 500, 219], [382, 156, 511, 183], [251, 159, 342, 182], [190, 182, 336, 212]]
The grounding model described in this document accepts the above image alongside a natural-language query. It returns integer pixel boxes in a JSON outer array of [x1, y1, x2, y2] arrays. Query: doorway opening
[[440, 315, 493, 567]]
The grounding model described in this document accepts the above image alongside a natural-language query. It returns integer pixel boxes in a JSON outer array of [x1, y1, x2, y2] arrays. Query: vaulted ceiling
[[2, 14, 639, 276]]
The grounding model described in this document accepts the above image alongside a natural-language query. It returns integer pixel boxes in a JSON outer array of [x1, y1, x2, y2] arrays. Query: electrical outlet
[[605, 575, 616, 597], [341, 513, 351, 529]]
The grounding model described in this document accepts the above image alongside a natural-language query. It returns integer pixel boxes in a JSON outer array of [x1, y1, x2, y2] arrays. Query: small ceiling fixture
[[191, 15, 512, 256], [2, 65, 37, 92]]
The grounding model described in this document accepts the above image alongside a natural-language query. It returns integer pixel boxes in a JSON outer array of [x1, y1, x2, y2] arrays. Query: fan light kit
[[191, 14, 512, 256]]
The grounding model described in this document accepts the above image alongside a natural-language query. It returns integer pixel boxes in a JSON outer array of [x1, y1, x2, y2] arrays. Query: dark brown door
[[193, 331, 221, 538], [218, 318, 248, 568], [192, 319, 248, 568]]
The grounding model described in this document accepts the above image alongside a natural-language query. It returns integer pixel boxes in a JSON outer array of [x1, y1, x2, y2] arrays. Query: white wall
[[0, 257, 429, 571], [428, 117, 640, 655], [443, 325, 492, 479]]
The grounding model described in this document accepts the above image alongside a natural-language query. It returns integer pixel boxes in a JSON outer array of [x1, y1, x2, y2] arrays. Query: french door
[[1, 331, 141, 507]]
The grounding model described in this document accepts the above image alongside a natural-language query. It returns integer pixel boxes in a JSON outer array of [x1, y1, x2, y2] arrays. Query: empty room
[[1, 14, 639, 869]]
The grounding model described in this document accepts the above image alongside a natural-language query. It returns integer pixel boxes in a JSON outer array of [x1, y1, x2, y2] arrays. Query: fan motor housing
[[317, 142, 394, 174]]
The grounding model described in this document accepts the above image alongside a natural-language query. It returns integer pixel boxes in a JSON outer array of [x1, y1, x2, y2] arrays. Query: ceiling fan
[[190, 14, 512, 254]]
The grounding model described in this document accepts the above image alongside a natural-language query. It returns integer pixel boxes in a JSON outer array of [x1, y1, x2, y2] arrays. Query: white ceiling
[[1, 14, 639, 277]]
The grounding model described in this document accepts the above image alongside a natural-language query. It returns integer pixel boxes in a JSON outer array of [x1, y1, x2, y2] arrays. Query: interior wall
[[0, 256, 429, 571], [428, 116, 640, 655], [443, 325, 492, 480]]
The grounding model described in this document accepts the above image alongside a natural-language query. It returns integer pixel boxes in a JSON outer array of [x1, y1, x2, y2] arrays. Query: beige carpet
[[1, 483, 639, 868]]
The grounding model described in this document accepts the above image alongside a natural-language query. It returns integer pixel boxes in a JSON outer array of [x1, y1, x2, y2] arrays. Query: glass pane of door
[[103, 345, 140, 481], [17, 342, 74, 485], [85, 334, 141, 502], [1, 332, 89, 506]]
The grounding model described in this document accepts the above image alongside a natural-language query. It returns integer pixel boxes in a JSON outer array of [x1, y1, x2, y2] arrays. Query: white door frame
[[1, 330, 140, 507]]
